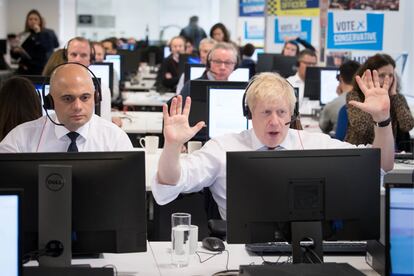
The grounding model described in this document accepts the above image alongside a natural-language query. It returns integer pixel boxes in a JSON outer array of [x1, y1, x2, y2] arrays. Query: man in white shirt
[[152, 71, 394, 220], [0, 63, 132, 152], [286, 49, 317, 108]]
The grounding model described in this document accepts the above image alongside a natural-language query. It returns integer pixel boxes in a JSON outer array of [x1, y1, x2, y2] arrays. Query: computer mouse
[[202, 237, 225, 252]]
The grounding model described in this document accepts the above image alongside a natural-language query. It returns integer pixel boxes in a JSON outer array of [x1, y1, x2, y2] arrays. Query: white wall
[[0, 0, 8, 38]]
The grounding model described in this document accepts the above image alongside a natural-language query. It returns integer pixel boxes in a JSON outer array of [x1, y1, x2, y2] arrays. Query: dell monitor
[[386, 182, 414, 276], [0, 189, 22, 276], [0, 151, 147, 257], [256, 53, 297, 78], [187, 80, 248, 141], [184, 63, 250, 83], [319, 68, 339, 105], [89, 62, 114, 95], [104, 54, 121, 81], [227, 148, 381, 263], [207, 86, 249, 138]]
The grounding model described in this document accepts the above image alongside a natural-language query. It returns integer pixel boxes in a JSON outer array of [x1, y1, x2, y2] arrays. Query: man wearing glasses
[[179, 42, 238, 99], [287, 49, 317, 107]]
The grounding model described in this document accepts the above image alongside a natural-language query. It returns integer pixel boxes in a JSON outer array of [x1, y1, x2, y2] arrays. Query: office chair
[[335, 105, 348, 141]]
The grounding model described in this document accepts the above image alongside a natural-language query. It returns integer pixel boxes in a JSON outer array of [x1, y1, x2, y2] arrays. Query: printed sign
[[268, 0, 319, 16], [239, 0, 265, 17], [274, 17, 312, 44], [327, 11, 384, 50]]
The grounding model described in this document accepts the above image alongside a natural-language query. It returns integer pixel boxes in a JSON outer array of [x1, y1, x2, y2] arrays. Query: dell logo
[[46, 174, 65, 191]]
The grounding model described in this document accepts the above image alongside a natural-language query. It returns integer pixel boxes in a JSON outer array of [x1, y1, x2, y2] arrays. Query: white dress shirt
[[287, 72, 304, 105], [0, 114, 133, 152], [152, 128, 361, 220]]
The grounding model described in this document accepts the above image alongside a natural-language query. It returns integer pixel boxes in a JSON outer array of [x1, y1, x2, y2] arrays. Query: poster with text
[[329, 0, 399, 11], [268, 0, 320, 16], [274, 17, 312, 44], [239, 0, 265, 17], [327, 11, 384, 50]]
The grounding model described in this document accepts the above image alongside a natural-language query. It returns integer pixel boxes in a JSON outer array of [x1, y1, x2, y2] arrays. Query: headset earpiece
[[206, 51, 212, 70], [242, 78, 255, 120], [43, 92, 54, 110]]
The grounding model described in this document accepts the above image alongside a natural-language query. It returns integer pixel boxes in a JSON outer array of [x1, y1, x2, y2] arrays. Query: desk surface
[[112, 111, 163, 134], [27, 242, 378, 276], [122, 91, 175, 107]]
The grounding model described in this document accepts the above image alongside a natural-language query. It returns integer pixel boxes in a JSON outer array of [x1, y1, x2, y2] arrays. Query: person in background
[[319, 60, 360, 135], [345, 53, 414, 151], [281, 36, 316, 57], [0, 76, 42, 141], [152, 71, 394, 219], [184, 38, 198, 56], [42, 48, 66, 76], [175, 38, 217, 94], [92, 42, 106, 62], [179, 42, 238, 99], [240, 43, 256, 79], [286, 49, 317, 106], [155, 36, 186, 92], [180, 16, 207, 50], [11, 9, 59, 75], [101, 38, 118, 55], [209, 23, 231, 43], [0, 63, 132, 152]]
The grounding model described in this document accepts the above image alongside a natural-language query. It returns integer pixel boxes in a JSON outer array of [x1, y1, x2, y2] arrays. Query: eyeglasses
[[299, 60, 317, 66], [210, 59, 236, 67]]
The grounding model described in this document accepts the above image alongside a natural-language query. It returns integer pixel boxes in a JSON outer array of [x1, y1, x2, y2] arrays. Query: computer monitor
[[304, 66, 337, 101], [320, 68, 339, 105], [89, 62, 114, 95], [207, 86, 248, 138], [0, 39, 6, 55], [256, 53, 297, 78], [104, 54, 121, 81], [251, 47, 264, 63], [0, 151, 147, 256], [163, 45, 171, 58], [118, 49, 142, 80], [227, 148, 381, 263], [184, 63, 250, 83], [386, 182, 414, 276], [188, 80, 248, 141], [0, 189, 22, 276]]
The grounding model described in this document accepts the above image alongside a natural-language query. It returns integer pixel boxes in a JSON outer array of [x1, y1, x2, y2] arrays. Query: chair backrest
[[335, 104, 348, 141]]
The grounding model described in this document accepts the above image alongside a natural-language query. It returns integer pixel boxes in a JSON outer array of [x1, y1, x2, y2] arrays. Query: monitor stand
[[35, 165, 111, 275], [291, 221, 323, 264]]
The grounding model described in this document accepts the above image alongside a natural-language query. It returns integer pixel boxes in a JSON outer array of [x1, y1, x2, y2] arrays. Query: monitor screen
[[104, 54, 121, 81], [272, 54, 297, 78], [187, 80, 248, 141], [0, 151, 147, 255], [164, 46, 171, 58], [184, 64, 250, 83], [208, 87, 248, 138], [0, 190, 21, 276], [89, 62, 113, 94], [387, 184, 414, 276], [227, 148, 381, 262], [117, 49, 142, 80], [320, 68, 339, 105]]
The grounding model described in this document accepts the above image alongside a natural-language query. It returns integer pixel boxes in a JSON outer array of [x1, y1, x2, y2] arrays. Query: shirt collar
[[53, 114, 91, 141], [250, 128, 295, 151]]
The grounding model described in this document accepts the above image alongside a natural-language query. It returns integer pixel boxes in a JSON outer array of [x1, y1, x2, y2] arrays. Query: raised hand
[[162, 95, 205, 147], [349, 69, 391, 123]]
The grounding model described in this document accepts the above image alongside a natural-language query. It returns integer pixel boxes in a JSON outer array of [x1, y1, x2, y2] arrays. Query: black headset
[[42, 62, 102, 111], [242, 76, 300, 124], [62, 38, 96, 64]]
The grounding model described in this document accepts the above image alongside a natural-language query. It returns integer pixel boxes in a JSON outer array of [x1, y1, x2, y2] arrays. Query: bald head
[[49, 63, 95, 131]]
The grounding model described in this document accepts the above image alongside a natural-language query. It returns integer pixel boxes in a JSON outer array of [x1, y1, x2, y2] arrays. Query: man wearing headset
[[152, 71, 394, 220], [64, 37, 112, 123], [178, 42, 239, 99], [0, 63, 132, 152]]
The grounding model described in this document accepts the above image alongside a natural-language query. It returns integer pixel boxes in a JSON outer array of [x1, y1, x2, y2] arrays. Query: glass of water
[[171, 213, 191, 267]]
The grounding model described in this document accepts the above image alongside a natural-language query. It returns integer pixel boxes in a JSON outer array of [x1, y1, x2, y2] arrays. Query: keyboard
[[245, 241, 367, 254]]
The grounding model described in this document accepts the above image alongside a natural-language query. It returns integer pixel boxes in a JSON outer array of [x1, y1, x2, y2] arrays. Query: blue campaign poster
[[239, 0, 265, 17], [274, 18, 312, 44], [327, 12, 384, 50]]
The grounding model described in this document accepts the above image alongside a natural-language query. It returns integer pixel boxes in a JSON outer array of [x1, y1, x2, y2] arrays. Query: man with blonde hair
[[152, 71, 394, 219]]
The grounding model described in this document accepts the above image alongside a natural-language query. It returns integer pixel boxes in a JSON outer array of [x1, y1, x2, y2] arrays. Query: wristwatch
[[374, 117, 391, 127]]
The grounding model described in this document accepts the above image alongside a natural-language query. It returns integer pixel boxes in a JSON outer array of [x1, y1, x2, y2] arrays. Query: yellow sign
[[267, 0, 320, 17]]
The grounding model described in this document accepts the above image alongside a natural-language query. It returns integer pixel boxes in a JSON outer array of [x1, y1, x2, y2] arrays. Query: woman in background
[[345, 53, 414, 151], [42, 48, 65, 76], [0, 77, 42, 140], [209, 23, 230, 43], [11, 9, 59, 75]]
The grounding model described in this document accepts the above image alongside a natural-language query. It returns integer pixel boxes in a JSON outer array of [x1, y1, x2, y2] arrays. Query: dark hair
[[242, 43, 255, 57], [353, 53, 395, 94], [101, 38, 118, 50], [339, 60, 360, 85], [0, 77, 42, 140], [209, 23, 230, 42], [298, 49, 317, 61], [282, 41, 299, 56], [25, 9, 44, 32]]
